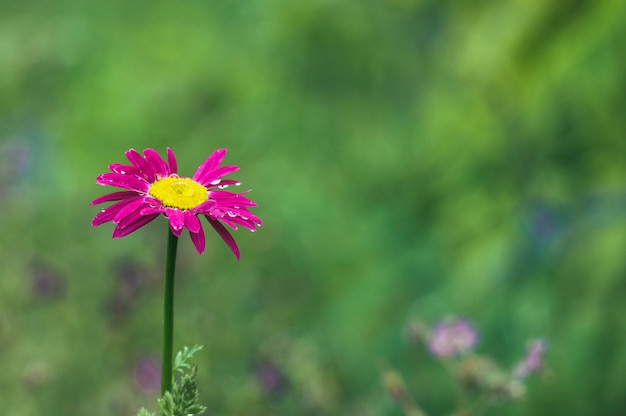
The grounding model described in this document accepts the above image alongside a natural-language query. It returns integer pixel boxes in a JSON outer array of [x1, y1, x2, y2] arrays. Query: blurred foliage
[[1, 0, 625, 415]]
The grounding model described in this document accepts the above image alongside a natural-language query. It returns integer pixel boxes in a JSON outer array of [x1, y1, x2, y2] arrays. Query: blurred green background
[[1, 0, 625, 415]]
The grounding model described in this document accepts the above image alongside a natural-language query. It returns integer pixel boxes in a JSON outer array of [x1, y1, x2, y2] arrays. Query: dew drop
[[218, 185, 229, 189], [210, 179, 221, 185]]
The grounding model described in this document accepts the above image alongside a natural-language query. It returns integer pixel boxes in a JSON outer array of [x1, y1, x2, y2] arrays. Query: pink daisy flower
[[91, 148, 261, 259]]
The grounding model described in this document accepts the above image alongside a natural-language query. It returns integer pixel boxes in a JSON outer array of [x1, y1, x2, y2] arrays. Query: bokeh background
[[1, 1, 625, 415]]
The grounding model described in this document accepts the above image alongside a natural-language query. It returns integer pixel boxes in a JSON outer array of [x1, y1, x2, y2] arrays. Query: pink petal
[[144, 148, 168, 178], [208, 191, 257, 207], [194, 200, 217, 212], [226, 215, 260, 231], [242, 211, 262, 226], [126, 149, 156, 182], [183, 211, 202, 233], [140, 205, 166, 216], [189, 226, 206, 254], [115, 207, 143, 228], [166, 147, 177, 175], [215, 216, 239, 230], [96, 172, 149, 192], [113, 197, 146, 224], [108, 163, 142, 176], [206, 179, 241, 188], [92, 197, 142, 226], [195, 165, 240, 187], [165, 208, 185, 237], [112, 214, 159, 238], [91, 191, 138, 206], [192, 149, 227, 183], [207, 217, 240, 260]]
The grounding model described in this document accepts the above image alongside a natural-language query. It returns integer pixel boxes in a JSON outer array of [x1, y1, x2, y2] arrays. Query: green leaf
[[174, 344, 204, 374], [158, 364, 206, 415]]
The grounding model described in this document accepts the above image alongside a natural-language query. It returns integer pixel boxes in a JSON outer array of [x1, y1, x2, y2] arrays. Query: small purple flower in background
[[255, 360, 287, 396], [133, 356, 161, 394], [513, 339, 547, 378], [428, 318, 478, 358], [531, 206, 560, 241], [30, 263, 65, 300], [91, 147, 261, 259]]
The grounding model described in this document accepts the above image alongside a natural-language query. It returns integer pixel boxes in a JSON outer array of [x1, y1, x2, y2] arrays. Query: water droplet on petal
[[210, 179, 221, 185], [218, 185, 229, 189]]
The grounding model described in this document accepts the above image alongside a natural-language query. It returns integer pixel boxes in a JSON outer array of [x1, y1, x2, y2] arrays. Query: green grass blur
[[1, 1, 625, 415]]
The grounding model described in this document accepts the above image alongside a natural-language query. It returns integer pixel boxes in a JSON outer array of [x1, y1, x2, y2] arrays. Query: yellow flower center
[[149, 176, 208, 210]]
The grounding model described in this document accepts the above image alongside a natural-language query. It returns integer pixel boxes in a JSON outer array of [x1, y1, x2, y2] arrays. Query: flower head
[[133, 356, 161, 394], [512, 339, 547, 378], [91, 148, 261, 259], [428, 318, 478, 358]]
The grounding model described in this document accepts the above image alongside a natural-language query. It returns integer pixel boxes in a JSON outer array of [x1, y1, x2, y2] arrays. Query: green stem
[[161, 229, 179, 396]]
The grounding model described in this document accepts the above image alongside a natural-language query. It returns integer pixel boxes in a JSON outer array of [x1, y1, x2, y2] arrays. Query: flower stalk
[[161, 229, 179, 396]]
